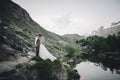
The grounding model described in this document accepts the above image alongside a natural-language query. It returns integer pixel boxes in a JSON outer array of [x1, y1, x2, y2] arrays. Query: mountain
[[0, 0, 67, 60], [92, 21, 120, 37], [62, 34, 84, 43]]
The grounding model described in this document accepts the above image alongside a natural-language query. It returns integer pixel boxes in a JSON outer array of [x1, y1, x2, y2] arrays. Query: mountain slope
[[62, 34, 84, 43], [0, 0, 68, 61]]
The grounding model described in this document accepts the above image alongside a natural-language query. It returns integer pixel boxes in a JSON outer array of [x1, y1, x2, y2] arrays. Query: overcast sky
[[12, 0, 120, 35]]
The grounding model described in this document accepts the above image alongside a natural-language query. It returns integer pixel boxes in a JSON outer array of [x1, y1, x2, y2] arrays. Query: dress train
[[39, 44, 57, 61]]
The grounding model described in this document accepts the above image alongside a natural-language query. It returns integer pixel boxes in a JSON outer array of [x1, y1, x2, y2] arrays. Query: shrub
[[31, 57, 61, 80], [67, 69, 80, 80], [65, 45, 76, 58]]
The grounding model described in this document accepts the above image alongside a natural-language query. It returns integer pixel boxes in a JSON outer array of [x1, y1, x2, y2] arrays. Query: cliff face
[[0, 0, 33, 61], [0, 0, 32, 23]]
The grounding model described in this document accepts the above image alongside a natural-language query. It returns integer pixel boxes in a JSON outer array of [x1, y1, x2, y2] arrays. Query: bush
[[79, 35, 120, 53], [67, 69, 80, 80], [65, 45, 76, 58], [31, 57, 61, 80]]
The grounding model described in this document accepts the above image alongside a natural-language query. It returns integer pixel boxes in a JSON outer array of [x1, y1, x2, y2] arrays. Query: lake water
[[75, 61, 120, 80]]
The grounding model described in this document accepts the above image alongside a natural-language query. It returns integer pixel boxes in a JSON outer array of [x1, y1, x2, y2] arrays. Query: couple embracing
[[35, 33, 56, 61]]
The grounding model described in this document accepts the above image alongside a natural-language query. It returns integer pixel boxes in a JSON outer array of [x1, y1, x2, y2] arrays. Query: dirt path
[[0, 51, 35, 73]]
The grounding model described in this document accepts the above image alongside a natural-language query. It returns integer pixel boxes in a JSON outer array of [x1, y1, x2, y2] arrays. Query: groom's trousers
[[36, 45, 40, 57]]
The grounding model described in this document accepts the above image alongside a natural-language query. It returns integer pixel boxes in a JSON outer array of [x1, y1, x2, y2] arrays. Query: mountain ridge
[[92, 22, 120, 37], [62, 34, 84, 43]]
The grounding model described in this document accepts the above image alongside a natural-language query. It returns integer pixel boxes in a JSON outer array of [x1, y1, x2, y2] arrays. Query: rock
[[16, 63, 23, 68], [28, 60, 36, 66], [0, 62, 15, 73], [2, 44, 14, 51], [27, 51, 35, 57]]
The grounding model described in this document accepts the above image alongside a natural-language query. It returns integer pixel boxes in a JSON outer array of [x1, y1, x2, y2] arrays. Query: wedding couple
[[35, 33, 56, 61]]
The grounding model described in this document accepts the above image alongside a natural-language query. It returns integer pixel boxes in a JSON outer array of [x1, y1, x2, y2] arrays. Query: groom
[[35, 33, 41, 57]]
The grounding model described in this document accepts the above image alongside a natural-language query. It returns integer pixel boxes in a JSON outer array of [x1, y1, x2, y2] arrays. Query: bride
[[35, 33, 57, 61]]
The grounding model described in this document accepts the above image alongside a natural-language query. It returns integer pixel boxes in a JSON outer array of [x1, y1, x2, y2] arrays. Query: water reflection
[[75, 61, 120, 80], [80, 53, 120, 74]]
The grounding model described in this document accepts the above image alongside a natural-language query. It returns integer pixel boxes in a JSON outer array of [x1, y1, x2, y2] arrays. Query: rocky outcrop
[[0, 0, 32, 24], [0, 56, 68, 80], [92, 22, 120, 37]]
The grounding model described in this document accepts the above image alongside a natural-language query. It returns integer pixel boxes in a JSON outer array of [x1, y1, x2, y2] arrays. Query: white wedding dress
[[39, 44, 57, 61]]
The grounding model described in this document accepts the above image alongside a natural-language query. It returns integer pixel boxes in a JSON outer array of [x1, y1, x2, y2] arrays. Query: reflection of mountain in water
[[80, 53, 120, 74], [76, 61, 120, 80]]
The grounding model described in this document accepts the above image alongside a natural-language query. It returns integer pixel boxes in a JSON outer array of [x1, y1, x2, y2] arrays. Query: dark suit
[[35, 36, 40, 57]]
